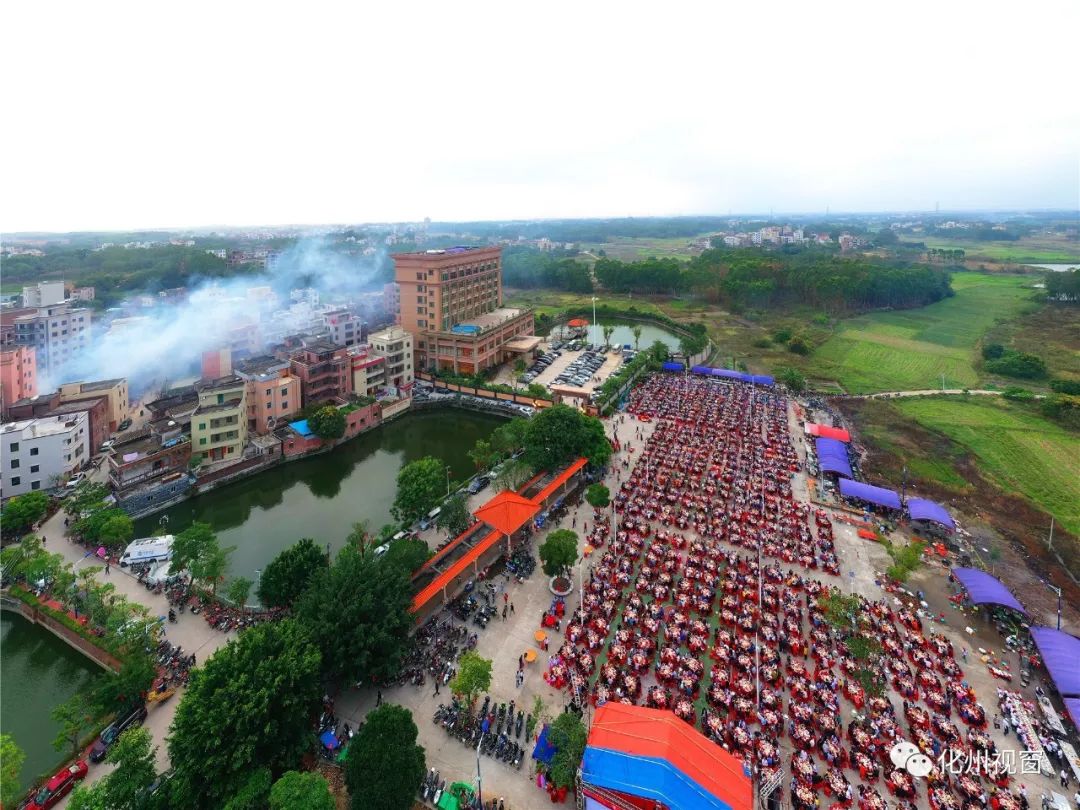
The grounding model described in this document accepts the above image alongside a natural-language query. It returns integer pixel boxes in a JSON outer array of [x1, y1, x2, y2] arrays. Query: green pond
[[135, 408, 507, 582], [583, 319, 681, 351], [0, 612, 103, 795]]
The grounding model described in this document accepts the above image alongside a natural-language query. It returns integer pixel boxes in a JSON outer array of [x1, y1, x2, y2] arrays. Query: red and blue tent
[[581, 704, 752, 810]]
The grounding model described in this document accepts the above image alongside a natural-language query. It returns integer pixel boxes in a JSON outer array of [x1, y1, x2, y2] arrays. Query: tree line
[[1045, 269, 1080, 302]]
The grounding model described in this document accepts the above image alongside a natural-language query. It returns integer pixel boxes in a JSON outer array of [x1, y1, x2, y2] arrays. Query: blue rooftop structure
[[289, 419, 314, 437]]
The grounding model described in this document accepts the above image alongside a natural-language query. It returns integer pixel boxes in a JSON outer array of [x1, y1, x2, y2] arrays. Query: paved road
[[839, 388, 1041, 399], [38, 468, 230, 806]]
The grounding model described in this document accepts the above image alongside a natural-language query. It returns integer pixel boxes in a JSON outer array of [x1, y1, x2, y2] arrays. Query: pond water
[[0, 612, 103, 794], [1027, 263, 1078, 272], [134, 409, 506, 582], [582, 319, 681, 351]]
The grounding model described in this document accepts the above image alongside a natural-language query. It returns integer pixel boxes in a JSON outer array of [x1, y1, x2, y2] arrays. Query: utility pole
[[900, 465, 908, 506], [941, 373, 946, 392], [1047, 516, 1055, 552]]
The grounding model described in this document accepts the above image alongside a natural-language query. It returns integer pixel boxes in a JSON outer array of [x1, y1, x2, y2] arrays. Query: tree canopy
[[345, 704, 425, 810], [548, 712, 587, 789], [391, 456, 446, 524], [309, 405, 346, 440], [256, 537, 328, 608], [296, 544, 414, 684], [0, 734, 24, 809], [449, 651, 492, 706], [167, 620, 322, 808], [523, 405, 611, 471], [0, 491, 49, 538], [68, 728, 157, 810], [436, 493, 473, 537], [539, 529, 578, 577], [585, 483, 610, 509], [381, 537, 432, 574], [269, 771, 335, 810]]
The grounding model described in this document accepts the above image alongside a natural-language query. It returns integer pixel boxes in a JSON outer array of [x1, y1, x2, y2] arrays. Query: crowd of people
[[541, 374, 1032, 810]]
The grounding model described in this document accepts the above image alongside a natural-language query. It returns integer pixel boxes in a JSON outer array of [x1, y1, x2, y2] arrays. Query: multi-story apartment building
[[284, 340, 352, 407], [1, 308, 37, 346], [368, 326, 414, 393], [21, 281, 66, 308], [324, 309, 364, 348], [392, 246, 535, 374], [383, 283, 400, 320], [234, 355, 298, 434], [0, 345, 37, 417], [107, 426, 191, 493], [6, 392, 109, 454], [57, 379, 129, 433], [13, 302, 93, 381], [348, 347, 387, 399], [0, 411, 89, 498], [191, 376, 248, 462]]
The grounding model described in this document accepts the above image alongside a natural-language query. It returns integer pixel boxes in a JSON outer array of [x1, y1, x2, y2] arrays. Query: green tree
[[381, 537, 431, 574], [585, 483, 610, 509], [296, 544, 413, 684], [0, 734, 24, 809], [221, 769, 272, 810], [514, 358, 527, 375], [391, 456, 445, 524], [98, 513, 135, 548], [648, 340, 670, 363], [493, 458, 533, 492], [526, 383, 549, 400], [256, 538, 329, 608], [64, 481, 111, 517], [169, 522, 217, 576], [548, 712, 587, 790], [74, 506, 133, 546], [631, 323, 643, 350], [69, 727, 157, 810], [523, 404, 611, 471], [189, 541, 234, 595], [787, 335, 811, 355], [167, 620, 322, 808], [468, 438, 500, 471], [981, 342, 1006, 360], [225, 576, 253, 611], [539, 529, 578, 577], [308, 405, 346, 440], [773, 327, 793, 343], [51, 691, 97, 760], [775, 366, 806, 393], [93, 653, 156, 713], [449, 651, 492, 706], [436, 493, 472, 537], [270, 771, 335, 810], [601, 324, 615, 348], [345, 704, 425, 810], [0, 491, 49, 537]]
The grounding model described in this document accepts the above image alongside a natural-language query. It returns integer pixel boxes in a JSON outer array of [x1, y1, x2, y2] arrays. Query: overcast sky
[[3, 0, 1077, 233]]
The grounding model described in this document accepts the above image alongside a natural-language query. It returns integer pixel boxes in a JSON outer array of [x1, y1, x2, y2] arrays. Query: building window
[[199, 423, 206, 430], [30, 465, 39, 473], [265, 388, 272, 396], [10, 459, 18, 469], [281, 401, 288, 409], [8, 442, 17, 452], [266, 402, 272, 409], [199, 438, 207, 445], [31, 481, 40, 490], [10, 476, 19, 486]]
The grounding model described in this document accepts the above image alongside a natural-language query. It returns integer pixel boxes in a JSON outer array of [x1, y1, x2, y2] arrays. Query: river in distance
[[134, 408, 507, 582]]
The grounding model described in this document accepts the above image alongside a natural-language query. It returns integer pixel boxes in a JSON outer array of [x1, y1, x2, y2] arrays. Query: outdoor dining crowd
[[542, 375, 1031, 810]]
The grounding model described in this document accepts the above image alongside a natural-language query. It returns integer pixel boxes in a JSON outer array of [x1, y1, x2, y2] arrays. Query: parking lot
[[510, 342, 632, 398]]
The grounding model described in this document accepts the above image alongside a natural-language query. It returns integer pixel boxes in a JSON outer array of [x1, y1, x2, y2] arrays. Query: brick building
[[392, 246, 535, 374], [0, 345, 37, 417], [6, 391, 110, 453], [280, 340, 352, 407], [234, 355, 298, 434]]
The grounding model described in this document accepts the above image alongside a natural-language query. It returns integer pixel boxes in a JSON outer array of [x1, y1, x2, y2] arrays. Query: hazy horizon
[[3, 0, 1077, 233]]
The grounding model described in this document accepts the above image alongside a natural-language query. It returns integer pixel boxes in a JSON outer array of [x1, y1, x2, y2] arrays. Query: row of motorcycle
[[433, 696, 528, 769], [419, 769, 508, 809]]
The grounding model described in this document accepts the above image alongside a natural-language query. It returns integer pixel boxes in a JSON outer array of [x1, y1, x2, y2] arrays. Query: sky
[[3, 0, 1078, 233]]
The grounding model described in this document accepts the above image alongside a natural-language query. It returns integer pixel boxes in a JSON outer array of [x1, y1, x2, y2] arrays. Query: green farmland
[[894, 397, 1080, 536], [811, 273, 1037, 392]]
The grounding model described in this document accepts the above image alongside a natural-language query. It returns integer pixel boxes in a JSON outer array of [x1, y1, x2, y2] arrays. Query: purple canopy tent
[[950, 567, 1028, 616], [819, 456, 853, 477], [691, 365, 712, 375], [751, 375, 775, 386], [1064, 698, 1080, 729], [838, 478, 901, 510], [815, 438, 852, 478], [711, 368, 745, 381], [907, 498, 955, 531], [662, 362, 685, 372], [1029, 626, 1080, 697]]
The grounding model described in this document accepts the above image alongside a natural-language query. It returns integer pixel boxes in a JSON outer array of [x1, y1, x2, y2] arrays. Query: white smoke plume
[[48, 238, 387, 394]]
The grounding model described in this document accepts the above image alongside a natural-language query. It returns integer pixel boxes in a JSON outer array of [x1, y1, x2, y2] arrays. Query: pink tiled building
[[0, 345, 37, 418]]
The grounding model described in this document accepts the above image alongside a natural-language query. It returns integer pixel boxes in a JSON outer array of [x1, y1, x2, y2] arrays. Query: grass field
[[900, 234, 1080, 264], [893, 397, 1080, 535], [811, 273, 1038, 392], [578, 236, 705, 262]]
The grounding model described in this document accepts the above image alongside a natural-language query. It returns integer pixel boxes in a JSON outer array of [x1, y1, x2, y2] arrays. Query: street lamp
[[1040, 578, 1063, 631], [591, 296, 598, 343], [446, 466, 452, 498], [476, 731, 485, 807]]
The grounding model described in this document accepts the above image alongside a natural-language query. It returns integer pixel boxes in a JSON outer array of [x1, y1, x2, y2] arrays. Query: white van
[[119, 535, 175, 567]]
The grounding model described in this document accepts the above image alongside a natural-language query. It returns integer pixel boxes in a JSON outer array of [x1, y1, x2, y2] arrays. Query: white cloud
[[2, 0, 1077, 232]]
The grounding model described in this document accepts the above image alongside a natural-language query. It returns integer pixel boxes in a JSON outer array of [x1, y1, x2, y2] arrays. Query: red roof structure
[[567, 318, 589, 328], [474, 490, 540, 537], [582, 703, 752, 810], [805, 422, 851, 442]]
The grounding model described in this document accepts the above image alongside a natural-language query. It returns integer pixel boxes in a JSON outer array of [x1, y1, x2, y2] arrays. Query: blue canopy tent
[[532, 724, 556, 764], [908, 498, 956, 531], [1029, 627, 1080, 697], [1064, 698, 1080, 730], [710, 368, 745, 381], [838, 478, 901, 510], [662, 362, 685, 372], [319, 729, 340, 751], [950, 567, 1028, 616], [815, 437, 853, 478], [751, 375, 775, 386], [691, 365, 712, 375]]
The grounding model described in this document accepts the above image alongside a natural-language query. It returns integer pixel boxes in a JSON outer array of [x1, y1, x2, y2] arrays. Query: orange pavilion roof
[[473, 490, 540, 536]]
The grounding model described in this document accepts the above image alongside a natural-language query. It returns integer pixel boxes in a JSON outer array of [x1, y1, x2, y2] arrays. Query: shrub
[[751, 337, 772, 348], [1001, 387, 1034, 401], [787, 336, 811, 355], [772, 328, 793, 343], [981, 343, 1006, 360], [985, 351, 1047, 379], [1050, 378, 1080, 395]]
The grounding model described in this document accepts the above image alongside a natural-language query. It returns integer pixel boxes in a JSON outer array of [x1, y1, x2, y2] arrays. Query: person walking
[[502, 604, 508, 620], [1062, 769, 1070, 788], [433, 681, 440, 697], [376, 690, 382, 707], [104, 561, 110, 575], [510, 602, 515, 615]]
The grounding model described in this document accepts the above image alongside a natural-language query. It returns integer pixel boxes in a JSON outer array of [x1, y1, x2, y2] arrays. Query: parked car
[[64, 473, 86, 489], [468, 475, 492, 495], [22, 760, 88, 809], [90, 704, 148, 762], [118, 418, 132, 431]]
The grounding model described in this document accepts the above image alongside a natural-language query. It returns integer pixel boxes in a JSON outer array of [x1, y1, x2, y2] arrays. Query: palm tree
[[601, 324, 615, 349], [631, 324, 642, 350]]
